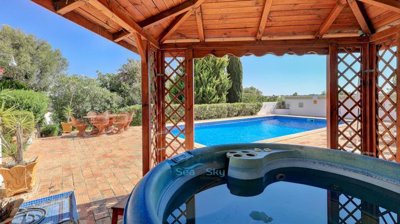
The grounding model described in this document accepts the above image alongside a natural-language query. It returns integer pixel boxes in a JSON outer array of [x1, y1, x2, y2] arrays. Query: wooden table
[[83, 114, 120, 135]]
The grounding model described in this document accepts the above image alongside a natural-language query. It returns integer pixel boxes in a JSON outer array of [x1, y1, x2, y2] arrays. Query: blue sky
[[1, 0, 326, 96]]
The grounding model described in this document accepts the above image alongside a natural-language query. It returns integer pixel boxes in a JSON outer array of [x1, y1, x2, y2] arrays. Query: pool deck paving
[[16, 118, 328, 224]]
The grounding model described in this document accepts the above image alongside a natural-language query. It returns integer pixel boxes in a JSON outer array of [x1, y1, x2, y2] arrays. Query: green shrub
[[2, 89, 49, 124], [50, 75, 123, 123], [194, 103, 262, 120], [40, 124, 60, 137], [0, 78, 29, 90], [118, 103, 262, 126], [118, 105, 141, 126]]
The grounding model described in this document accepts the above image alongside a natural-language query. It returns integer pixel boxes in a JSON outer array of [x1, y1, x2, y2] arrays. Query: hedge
[[2, 89, 49, 124], [118, 105, 141, 126], [40, 124, 60, 137], [119, 103, 262, 126]]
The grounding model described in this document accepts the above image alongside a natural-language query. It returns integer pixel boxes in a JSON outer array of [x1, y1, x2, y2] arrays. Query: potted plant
[[0, 109, 38, 197], [274, 96, 290, 115], [61, 106, 73, 133]]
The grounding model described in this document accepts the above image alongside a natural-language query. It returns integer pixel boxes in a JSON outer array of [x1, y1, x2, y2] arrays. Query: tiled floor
[[19, 125, 328, 223], [24, 127, 143, 224]]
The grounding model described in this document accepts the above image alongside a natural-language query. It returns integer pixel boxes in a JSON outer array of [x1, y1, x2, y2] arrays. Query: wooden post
[[141, 41, 151, 175], [327, 44, 339, 149], [327, 191, 340, 224], [361, 43, 371, 156], [185, 49, 195, 150], [157, 51, 166, 161], [396, 34, 400, 162], [369, 43, 377, 158]]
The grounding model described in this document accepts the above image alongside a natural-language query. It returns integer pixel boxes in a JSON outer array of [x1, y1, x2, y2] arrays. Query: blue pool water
[[171, 116, 326, 146]]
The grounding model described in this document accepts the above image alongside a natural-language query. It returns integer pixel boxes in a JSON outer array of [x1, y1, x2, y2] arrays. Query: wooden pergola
[[32, 0, 400, 175]]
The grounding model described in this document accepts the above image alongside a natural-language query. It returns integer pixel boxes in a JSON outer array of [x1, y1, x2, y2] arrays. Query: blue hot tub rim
[[123, 143, 400, 224]]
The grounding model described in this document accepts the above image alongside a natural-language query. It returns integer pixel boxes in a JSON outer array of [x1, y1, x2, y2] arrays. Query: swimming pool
[[171, 116, 326, 146]]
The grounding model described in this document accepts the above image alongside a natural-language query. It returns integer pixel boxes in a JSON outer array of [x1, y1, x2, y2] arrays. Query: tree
[[292, 92, 298, 96], [0, 26, 68, 91], [50, 75, 123, 122], [98, 59, 141, 106], [194, 56, 232, 104], [226, 55, 243, 103], [242, 86, 264, 103]]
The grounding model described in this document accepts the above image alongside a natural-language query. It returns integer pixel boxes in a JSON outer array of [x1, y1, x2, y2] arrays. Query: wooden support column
[[361, 43, 372, 155], [327, 44, 339, 149], [141, 41, 151, 175], [368, 43, 377, 157], [157, 51, 166, 161], [185, 49, 195, 150], [396, 34, 400, 162]]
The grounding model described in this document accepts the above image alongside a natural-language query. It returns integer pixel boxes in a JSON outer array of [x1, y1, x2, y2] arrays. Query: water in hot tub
[[164, 170, 399, 224]]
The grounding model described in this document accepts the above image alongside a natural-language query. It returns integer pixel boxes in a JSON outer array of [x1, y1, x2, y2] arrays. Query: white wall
[[262, 94, 396, 122], [257, 102, 277, 115], [284, 96, 326, 117]]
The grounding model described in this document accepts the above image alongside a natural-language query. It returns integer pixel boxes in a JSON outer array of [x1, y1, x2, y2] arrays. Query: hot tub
[[124, 144, 400, 223]]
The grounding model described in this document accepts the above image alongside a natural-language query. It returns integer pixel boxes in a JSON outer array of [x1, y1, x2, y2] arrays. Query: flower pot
[[61, 122, 73, 133], [0, 159, 38, 197]]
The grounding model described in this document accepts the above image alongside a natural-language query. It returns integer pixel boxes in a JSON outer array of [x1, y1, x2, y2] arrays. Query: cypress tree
[[226, 55, 243, 103]]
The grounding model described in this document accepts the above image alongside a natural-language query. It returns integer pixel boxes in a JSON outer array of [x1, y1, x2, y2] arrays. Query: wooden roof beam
[[54, 0, 85, 15], [159, 0, 206, 43], [85, 0, 159, 48], [256, 0, 273, 40], [139, 0, 199, 28], [195, 7, 205, 42], [113, 30, 131, 42], [357, 0, 400, 14], [134, 33, 146, 63], [347, 0, 372, 35], [316, 0, 347, 38]]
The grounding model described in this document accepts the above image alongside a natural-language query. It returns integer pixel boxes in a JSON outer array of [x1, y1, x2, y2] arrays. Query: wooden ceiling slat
[[75, 7, 120, 33], [159, 0, 207, 42], [124, 0, 153, 18], [203, 7, 262, 15], [202, 1, 264, 9], [269, 9, 333, 17], [271, 3, 336, 11], [347, 0, 372, 34], [316, 0, 347, 38], [257, 0, 273, 40], [358, 0, 400, 14], [115, 0, 146, 21], [139, 0, 199, 28], [86, 0, 159, 47]]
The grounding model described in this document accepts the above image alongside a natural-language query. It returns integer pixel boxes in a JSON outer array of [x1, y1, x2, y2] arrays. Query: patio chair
[[90, 115, 109, 136], [102, 111, 114, 133], [87, 111, 99, 135], [71, 117, 88, 137], [113, 114, 129, 134], [124, 112, 135, 130]]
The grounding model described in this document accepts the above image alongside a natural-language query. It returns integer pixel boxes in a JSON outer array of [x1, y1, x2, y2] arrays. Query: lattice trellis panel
[[166, 203, 187, 224], [337, 47, 363, 153], [164, 51, 187, 158], [378, 208, 399, 224], [338, 194, 362, 223], [376, 39, 399, 162]]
